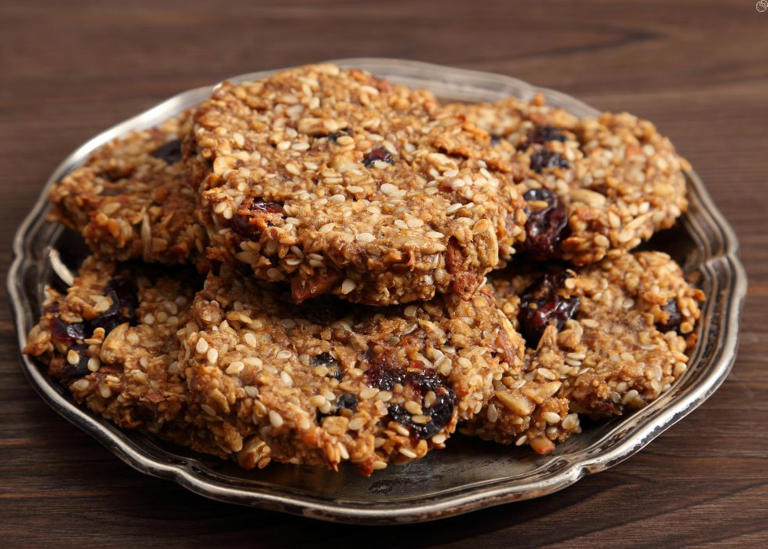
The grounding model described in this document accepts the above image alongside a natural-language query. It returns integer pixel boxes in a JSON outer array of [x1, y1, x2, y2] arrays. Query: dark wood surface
[[1, 1, 766, 546]]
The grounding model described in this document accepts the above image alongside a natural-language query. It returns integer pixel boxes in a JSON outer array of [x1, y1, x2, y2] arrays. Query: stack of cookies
[[25, 64, 704, 475]]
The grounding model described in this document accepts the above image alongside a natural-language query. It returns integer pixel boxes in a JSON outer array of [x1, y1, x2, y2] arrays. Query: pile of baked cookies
[[25, 64, 704, 475]]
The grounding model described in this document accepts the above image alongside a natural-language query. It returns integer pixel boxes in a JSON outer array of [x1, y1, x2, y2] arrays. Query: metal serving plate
[[8, 59, 746, 524]]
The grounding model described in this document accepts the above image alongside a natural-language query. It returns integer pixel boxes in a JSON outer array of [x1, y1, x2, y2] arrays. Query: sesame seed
[[356, 232, 375, 243], [431, 433, 447, 445], [225, 361, 245, 375], [280, 371, 293, 386], [380, 183, 398, 195], [206, 347, 219, 365], [195, 338, 209, 354], [310, 395, 327, 408], [348, 417, 365, 431], [341, 279, 356, 294], [404, 401, 423, 415], [269, 410, 284, 428]]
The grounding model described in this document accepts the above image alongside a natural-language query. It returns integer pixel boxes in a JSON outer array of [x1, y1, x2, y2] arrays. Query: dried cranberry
[[519, 188, 568, 261], [316, 392, 359, 424], [365, 361, 406, 392], [337, 393, 358, 411], [92, 278, 138, 332], [519, 271, 579, 347], [527, 125, 566, 146], [657, 299, 682, 333], [99, 168, 131, 182], [312, 352, 343, 379], [386, 392, 456, 440], [362, 147, 394, 167], [60, 344, 91, 381], [387, 404, 411, 426], [366, 355, 456, 439], [150, 138, 182, 164], [422, 392, 455, 438], [51, 318, 87, 344], [311, 352, 336, 366], [530, 150, 569, 173], [231, 199, 284, 240]]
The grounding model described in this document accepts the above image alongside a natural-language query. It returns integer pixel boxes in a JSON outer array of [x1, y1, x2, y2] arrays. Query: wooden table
[[2, 1, 766, 546]]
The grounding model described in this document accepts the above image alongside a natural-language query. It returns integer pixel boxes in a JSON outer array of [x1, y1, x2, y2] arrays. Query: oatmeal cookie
[[48, 112, 207, 267], [446, 96, 690, 265], [179, 265, 523, 475], [464, 251, 703, 453], [24, 256, 227, 457], [192, 64, 526, 305]]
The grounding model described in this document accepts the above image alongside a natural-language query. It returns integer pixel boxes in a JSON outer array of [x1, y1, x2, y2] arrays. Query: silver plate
[[8, 58, 746, 524]]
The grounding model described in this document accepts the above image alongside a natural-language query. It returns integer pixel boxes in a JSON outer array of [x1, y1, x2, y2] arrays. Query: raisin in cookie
[[179, 265, 523, 475], [446, 96, 690, 265], [48, 112, 207, 267], [192, 64, 526, 305], [464, 251, 703, 454]]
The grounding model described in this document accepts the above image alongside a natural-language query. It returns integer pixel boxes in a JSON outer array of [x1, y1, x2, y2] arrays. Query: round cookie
[[463, 251, 703, 454], [446, 96, 690, 265], [24, 256, 227, 458], [48, 111, 208, 268], [192, 64, 526, 305], [179, 266, 523, 475]]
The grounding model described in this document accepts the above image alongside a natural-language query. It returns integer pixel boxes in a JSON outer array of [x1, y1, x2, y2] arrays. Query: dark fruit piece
[[311, 352, 337, 366], [316, 392, 359, 424], [231, 199, 284, 240], [520, 188, 568, 261], [365, 362, 405, 392], [311, 351, 343, 379], [337, 393, 358, 411], [150, 138, 183, 164], [61, 344, 91, 381], [367, 356, 457, 439], [51, 318, 87, 344], [530, 150, 569, 173], [99, 168, 133, 182], [92, 278, 138, 332], [387, 404, 411, 425], [527, 125, 566, 145], [519, 271, 580, 347], [422, 392, 455, 438], [362, 147, 394, 167], [657, 299, 683, 333], [385, 390, 456, 440]]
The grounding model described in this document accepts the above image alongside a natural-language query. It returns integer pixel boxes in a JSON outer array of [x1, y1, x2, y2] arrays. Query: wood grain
[[1, 1, 766, 546]]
